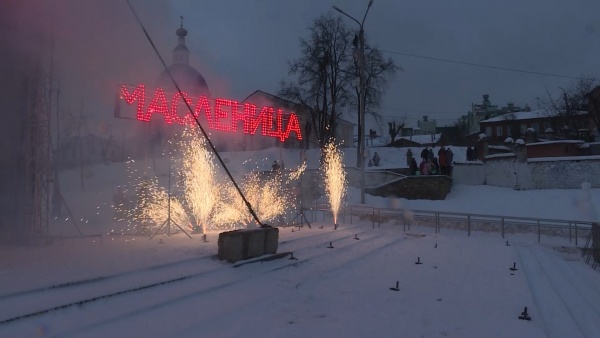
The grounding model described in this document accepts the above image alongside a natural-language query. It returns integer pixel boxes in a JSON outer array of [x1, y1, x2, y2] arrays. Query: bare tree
[[585, 85, 600, 138], [350, 46, 399, 139], [542, 77, 597, 138], [453, 116, 470, 145], [279, 13, 354, 148], [387, 116, 407, 144]]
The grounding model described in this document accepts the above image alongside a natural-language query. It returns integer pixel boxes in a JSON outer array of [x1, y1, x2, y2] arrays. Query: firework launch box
[[217, 227, 279, 263]]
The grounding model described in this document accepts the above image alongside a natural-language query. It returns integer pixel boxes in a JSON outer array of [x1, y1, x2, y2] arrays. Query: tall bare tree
[[543, 77, 597, 138], [279, 13, 353, 148], [387, 116, 407, 144], [586, 85, 600, 138], [350, 46, 399, 145]]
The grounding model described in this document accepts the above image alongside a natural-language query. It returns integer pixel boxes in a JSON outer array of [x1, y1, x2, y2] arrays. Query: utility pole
[[333, 0, 374, 204]]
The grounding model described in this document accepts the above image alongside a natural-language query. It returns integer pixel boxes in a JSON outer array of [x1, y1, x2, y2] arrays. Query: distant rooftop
[[480, 109, 587, 123]]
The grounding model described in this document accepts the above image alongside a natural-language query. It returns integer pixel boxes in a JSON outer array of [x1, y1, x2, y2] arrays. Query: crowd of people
[[406, 146, 454, 176], [466, 146, 478, 161], [270, 145, 458, 177]]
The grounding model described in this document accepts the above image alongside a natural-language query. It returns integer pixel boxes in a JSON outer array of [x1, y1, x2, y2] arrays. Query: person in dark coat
[[409, 157, 418, 175], [466, 147, 473, 161], [272, 161, 280, 171], [406, 148, 413, 167], [420, 147, 429, 161], [446, 147, 454, 176], [431, 157, 439, 175], [372, 152, 381, 166], [438, 146, 447, 175]]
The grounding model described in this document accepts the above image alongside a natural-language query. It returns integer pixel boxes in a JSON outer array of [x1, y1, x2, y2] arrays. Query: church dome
[[156, 64, 210, 97], [176, 26, 188, 38], [155, 19, 210, 98]]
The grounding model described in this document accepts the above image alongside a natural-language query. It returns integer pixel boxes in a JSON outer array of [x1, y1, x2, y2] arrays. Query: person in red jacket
[[438, 146, 447, 175]]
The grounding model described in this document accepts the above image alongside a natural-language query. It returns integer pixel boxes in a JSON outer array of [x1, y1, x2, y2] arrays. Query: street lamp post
[[333, 0, 374, 204]]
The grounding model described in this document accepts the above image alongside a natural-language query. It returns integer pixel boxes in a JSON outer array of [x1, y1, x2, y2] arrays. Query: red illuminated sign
[[120, 84, 302, 142]]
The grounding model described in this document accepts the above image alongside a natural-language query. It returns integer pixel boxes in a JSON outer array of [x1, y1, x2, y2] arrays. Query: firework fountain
[[322, 141, 347, 229], [178, 128, 221, 234], [115, 127, 306, 236]]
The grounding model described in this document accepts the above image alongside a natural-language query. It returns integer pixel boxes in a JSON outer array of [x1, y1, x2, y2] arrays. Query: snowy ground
[[1, 147, 599, 337]]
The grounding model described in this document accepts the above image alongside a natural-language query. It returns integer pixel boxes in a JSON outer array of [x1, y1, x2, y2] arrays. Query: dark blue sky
[[30, 0, 600, 133], [166, 0, 600, 130]]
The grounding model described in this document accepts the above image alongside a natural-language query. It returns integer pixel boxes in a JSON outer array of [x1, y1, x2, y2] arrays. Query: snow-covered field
[[1, 147, 599, 337]]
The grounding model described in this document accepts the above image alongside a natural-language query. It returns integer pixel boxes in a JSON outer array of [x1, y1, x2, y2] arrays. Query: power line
[[380, 49, 586, 80]]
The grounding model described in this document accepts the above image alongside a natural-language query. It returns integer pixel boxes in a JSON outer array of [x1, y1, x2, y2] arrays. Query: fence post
[[569, 222, 572, 242], [537, 220, 541, 243], [501, 217, 505, 239], [372, 208, 375, 229], [435, 213, 439, 233], [467, 215, 471, 237], [378, 209, 381, 228], [575, 224, 578, 246]]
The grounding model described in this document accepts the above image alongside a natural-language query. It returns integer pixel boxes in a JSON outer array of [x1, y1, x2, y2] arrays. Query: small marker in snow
[[354, 234, 360, 240], [389, 281, 400, 291], [327, 241, 334, 249], [158, 239, 164, 244], [334, 224, 338, 230], [506, 240, 510, 246], [202, 234, 208, 242], [510, 262, 518, 271], [291, 229, 295, 232], [289, 252, 298, 260], [434, 243, 437, 248], [415, 257, 423, 265], [518, 307, 531, 321], [319, 225, 324, 229]]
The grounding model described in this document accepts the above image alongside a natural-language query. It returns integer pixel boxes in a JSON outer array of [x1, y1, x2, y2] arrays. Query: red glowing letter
[[242, 103, 257, 134], [146, 88, 172, 124], [230, 102, 247, 132], [121, 84, 147, 121], [120, 84, 304, 142], [192, 95, 215, 128], [268, 109, 284, 141], [247, 106, 274, 136], [170, 91, 193, 125], [284, 113, 303, 140], [213, 99, 236, 132]]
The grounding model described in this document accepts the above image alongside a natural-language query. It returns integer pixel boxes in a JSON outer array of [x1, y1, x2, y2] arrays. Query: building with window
[[467, 94, 530, 134], [479, 109, 593, 144]]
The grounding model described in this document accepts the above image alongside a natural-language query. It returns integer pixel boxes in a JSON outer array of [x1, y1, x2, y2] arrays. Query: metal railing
[[304, 202, 594, 246]]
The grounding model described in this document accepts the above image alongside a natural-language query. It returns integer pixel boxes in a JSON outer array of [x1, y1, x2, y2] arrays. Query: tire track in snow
[[515, 245, 586, 338], [0, 255, 214, 301], [0, 225, 364, 323], [55, 230, 395, 337], [528, 247, 600, 336], [172, 235, 407, 337], [0, 226, 381, 336]]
